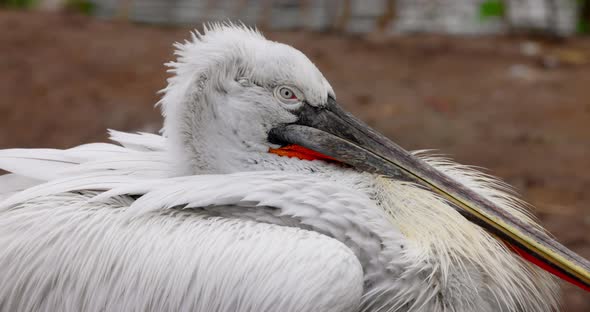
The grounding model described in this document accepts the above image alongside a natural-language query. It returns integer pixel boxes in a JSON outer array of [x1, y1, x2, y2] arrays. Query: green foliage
[[0, 0, 37, 8], [66, 0, 95, 15], [579, 0, 590, 34], [0, 0, 94, 14], [479, 0, 505, 19]]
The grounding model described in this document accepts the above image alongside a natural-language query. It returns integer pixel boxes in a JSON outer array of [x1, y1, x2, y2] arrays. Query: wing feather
[[0, 130, 367, 311], [0, 192, 363, 312], [0, 148, 80, 180], [107, 130, 166, 151]]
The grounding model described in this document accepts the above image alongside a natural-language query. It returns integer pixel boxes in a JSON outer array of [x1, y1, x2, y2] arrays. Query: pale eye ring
[[279, 87, 296, 99], [275, 86, 300, 104]]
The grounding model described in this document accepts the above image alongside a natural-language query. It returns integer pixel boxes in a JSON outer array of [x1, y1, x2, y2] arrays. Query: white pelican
[[0, 24, 588, 312]]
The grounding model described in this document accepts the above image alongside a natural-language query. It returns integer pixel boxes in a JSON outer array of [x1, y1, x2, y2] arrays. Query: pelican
[[0, 24, 588, 312]]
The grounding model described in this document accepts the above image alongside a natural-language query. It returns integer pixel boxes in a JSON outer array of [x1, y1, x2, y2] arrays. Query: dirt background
[[1, 9, 589, 311]]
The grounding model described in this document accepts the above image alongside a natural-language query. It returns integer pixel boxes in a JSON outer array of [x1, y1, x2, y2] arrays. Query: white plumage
[[0, 24, 566, 312]]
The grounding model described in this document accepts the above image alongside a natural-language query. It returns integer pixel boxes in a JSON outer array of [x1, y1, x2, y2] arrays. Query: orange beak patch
[[269, 144, 338, 163]]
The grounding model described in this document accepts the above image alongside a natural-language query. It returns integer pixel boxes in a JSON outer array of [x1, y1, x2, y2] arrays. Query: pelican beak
[[268, 97, 590, 291]]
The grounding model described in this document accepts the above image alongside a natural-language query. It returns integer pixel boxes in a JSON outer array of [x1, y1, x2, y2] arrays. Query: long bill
[[268, 97, 590, 291]]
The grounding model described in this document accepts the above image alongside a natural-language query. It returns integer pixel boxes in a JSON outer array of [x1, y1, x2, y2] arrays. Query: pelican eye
[[275, 86, 301, 105]]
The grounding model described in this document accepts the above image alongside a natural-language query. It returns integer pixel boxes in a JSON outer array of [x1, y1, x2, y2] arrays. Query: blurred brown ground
[[0, 9, 589, 311]]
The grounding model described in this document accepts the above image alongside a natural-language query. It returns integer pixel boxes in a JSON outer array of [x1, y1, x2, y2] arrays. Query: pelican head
[[159, 24, 589, 310], [160, 24, 333, 174]]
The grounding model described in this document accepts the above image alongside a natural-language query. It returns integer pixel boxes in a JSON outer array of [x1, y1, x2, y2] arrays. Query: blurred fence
[[26, 0, 590, 36]]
